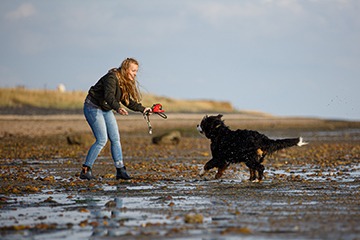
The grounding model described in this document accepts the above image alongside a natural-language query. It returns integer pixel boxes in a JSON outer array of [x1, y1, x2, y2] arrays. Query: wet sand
[[0, 114, 359, 239]]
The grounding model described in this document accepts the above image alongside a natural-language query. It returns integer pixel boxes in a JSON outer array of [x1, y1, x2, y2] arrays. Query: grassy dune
[[0, 88, 85, 110], [0, 87, 238, 113]]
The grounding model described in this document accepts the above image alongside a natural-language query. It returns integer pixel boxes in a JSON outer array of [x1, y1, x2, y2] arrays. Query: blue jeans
[[83, 102, 124, 169]]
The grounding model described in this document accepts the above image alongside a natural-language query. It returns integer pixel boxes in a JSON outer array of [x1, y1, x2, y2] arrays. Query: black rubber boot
[[116, 166, 131, 180], [80, 165, 96, 180]]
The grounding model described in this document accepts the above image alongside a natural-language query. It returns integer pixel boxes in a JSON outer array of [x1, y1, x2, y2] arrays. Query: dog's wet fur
[[197, 114, 308, 181]]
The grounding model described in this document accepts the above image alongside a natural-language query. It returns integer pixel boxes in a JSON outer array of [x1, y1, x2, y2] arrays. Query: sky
[[0, 0, 359, 120]]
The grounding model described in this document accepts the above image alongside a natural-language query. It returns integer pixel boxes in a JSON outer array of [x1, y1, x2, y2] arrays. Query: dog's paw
[[199, 168, 206, 177], [297, 137, 308, 147]]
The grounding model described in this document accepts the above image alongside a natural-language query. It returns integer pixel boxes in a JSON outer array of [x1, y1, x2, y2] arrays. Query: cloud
[[189, 0, 304, 24], [5, 3, 36, 20], [190, 2, 263, 24]]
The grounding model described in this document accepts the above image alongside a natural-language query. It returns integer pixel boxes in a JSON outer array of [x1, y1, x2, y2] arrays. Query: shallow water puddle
[[1, 156, 359, 238], [0, 194, 91, 227], [266, 162, 360, 182], [0, 185, 213, 239], [1, 177, 359, 239]]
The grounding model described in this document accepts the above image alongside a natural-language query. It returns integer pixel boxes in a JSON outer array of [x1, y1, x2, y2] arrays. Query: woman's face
[[127, 63, 138, 81]]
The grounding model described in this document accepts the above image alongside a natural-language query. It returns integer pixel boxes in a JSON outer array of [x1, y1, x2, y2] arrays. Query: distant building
[[57, 84, 66, 92]]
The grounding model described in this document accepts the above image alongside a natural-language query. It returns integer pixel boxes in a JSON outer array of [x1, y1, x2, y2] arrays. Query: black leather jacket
[[87, 71, 145, 113]]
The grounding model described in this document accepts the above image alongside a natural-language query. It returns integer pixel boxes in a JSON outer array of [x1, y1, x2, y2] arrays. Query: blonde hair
[[109, 58, 142, 105]]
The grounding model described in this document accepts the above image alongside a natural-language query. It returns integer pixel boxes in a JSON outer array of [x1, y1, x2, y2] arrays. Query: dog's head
[[197, 114, 226, 139]]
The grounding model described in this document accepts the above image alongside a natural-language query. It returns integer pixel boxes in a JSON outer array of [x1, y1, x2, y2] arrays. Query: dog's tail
[[265, 137, 308, 153]]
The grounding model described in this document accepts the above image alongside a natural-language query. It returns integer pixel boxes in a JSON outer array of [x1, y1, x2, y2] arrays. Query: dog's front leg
[[199, 158, 218, 177]]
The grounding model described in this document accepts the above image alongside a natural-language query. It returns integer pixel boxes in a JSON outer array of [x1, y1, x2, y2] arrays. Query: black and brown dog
[[197, 114, 308, 181]]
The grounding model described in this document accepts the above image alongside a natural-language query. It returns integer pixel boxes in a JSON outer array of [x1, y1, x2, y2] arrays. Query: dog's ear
[[217, 114, 223, 119]]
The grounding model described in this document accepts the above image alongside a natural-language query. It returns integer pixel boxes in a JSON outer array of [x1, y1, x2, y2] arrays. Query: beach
[[0, 114, 359, 239]]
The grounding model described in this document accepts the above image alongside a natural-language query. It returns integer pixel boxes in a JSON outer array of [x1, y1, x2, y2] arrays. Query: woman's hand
[[117, 107, 129, 115], [143, 107, 152, 115]]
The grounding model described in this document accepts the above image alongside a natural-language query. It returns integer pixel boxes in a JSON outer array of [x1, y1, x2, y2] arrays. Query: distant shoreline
[[1, 113, 359, 138]]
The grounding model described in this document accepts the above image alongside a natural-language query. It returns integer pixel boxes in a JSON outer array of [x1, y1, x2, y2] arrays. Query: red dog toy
[[151, 103, 167, 119], [143, 103, 167, 134]]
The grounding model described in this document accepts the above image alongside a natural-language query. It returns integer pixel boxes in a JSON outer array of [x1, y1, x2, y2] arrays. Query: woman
[[80, 58, 151, 180]]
